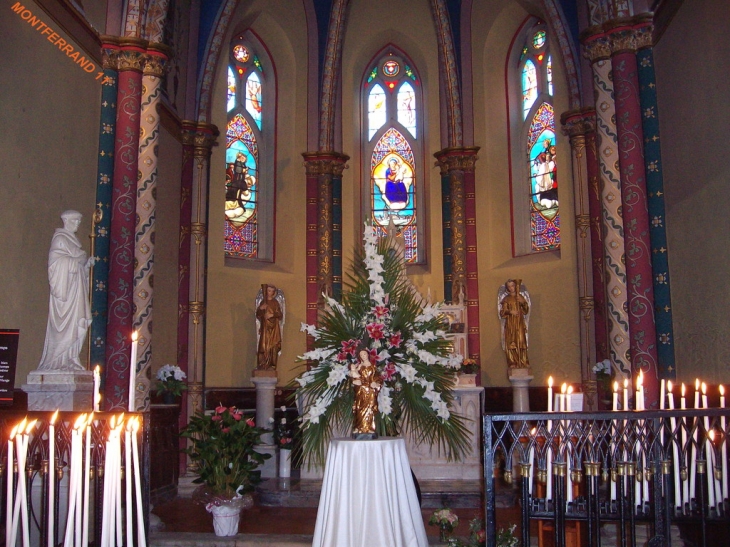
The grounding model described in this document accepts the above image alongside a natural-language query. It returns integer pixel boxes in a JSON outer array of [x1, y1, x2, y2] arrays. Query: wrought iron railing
[[0, 411, 149, 547], [484, 409, 730, 547]]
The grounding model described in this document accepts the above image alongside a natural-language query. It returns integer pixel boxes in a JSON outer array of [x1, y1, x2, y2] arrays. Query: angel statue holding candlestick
[[498, 278, 531, 370], [255, 284, 285, 371], [351, 348, 382, 439]]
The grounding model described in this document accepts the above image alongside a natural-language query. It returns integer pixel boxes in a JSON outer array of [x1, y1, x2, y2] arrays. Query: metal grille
[[484, 409, 730, 547]]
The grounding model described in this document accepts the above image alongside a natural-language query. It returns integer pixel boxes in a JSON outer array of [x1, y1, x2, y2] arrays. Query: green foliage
[[180, 406, 271, 497]]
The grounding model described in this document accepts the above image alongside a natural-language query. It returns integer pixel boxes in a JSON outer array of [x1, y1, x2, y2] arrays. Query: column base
[[508, 371, 533, 413], [23, 370, 93, 411]]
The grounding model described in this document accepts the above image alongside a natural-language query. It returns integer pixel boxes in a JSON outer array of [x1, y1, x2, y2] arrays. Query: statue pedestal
[[23, 370, 93, 411], [252, 375, 278, 478], [508, 370, 533, 412]]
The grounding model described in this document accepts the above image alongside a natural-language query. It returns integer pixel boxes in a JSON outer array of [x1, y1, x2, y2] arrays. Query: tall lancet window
[[509, 20, 560, 254], [224, 37, 275, 261], [362, 50, 424, 263]]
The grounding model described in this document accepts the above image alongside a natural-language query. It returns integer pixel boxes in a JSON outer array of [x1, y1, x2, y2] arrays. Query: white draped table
[[312, 437, 429, 547]]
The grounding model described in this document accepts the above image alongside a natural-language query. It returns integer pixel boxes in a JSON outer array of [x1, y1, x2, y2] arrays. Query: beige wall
[[655, 0, 730, 383], [205, 0, 310, 387], [471, 0, 581, 387], [0, 1, 100, 383]]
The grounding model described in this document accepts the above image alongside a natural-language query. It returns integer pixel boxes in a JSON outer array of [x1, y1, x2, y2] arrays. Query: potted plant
[[458, 359, 480, 386], [181, 405, 271, 536], [275, 406, 294, 478], [155, 364, 187, 404], [429, 508, 459, 542]]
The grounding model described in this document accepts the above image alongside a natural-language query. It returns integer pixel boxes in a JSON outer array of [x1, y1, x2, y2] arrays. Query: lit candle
[[126, 418, 133, 547], [560, 383, 567, 412], [567, 386, 574, 412], [667, 382, 682, 510], [6, 424, 18, 547], [695, 379, 700, 409], [720, 385, 727, 502], [129, 331, 138, 412], [701, 383, 717, 508], [9, 418, 27, 547], [528, 428, 536, 504], [623, 379, 629, 411], [131, 418, 147, 547], [547, 376, 554, 412], [93, 366, 101, 412], [63, 414, 85, 547], [613, 381, 619, 412], [19, 420, 37, 547], [100, 415, 115, 547], [681, 383, 689, 507], [48, 411, 58, 547], [636, 371, 644, 411], [660, 379, 666, 410], [82, 414, 93, 547]]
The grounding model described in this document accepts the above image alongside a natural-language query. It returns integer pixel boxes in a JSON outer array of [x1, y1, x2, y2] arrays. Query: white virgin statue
[[38, 210, 96, 371]]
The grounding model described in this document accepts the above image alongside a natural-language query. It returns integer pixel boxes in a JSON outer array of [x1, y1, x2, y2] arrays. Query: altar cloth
[[311, 437, 429, 547]]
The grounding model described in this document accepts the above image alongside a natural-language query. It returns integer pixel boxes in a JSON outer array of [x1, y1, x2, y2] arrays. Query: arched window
[[362, 50, 424, 263], [509, 20, 560, 255], [224, 36, 275, 261]]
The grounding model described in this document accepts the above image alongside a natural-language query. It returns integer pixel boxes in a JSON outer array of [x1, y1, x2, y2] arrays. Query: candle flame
[[721, 385, 725, 396], [702, 382, 707, 395], [74, 414, 87, 430], [613, 381, 619, 392], [548, 376, 553, 388], [9, 425, 18, 441], [624, 378, 629, 388], [94, 365, 100, 374], [109, 415, 117, 429], [17, 417, 27, 434], [667, 380, 673, 393], [561, 383, 567, 394], [531, 427, 537, 435], [25, 420, 37, 435], [637, 372, 643, 388], [709, 430, 715, 442], [131, 330, 138, 342], [682, 383, 686, 397], [50, 410, 59, 425], [131, 416, 140, 433], [567, 386, 574, 395], [696, 378, 700, 390]]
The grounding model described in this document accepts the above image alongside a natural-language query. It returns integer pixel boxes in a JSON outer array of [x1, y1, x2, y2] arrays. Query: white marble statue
[[38, 210, 96, 371]]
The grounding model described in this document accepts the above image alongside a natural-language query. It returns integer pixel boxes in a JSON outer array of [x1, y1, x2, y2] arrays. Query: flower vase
[[439, 524, 452, 542], [279, 448, 292, 478], [457, 373, 477, 386], [207, 503, 242, 536], [162, 392, 178, 405]]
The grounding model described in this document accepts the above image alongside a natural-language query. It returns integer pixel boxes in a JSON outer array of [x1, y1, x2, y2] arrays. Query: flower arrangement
[[496, 524, 519, 547], [444, 517, 487, 547], [429, 508, 459, 541], [593, 358, 613, 394], [460, 359, 479, 375], [180, 405, 271, 502], [275, 408, 294, 450], [155, 364, 188, 397], [292, 227, 470, 467]]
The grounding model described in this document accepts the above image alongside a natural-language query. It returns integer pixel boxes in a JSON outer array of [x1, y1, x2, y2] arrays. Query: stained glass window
[[371, 128, 417, 262], [368, 84, 387, 140], [397, 82, 416, 138], [363, 50, 422, 263], [522, 60, 537, 119], [511, 21, 559, 254], [226, 38, 271, 260]]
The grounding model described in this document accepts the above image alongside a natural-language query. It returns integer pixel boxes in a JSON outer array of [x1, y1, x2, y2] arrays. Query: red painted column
[[303, 153, 323, 346], [609, 23, 659, 406], [105, 38, 146, 410], [461, 152, 481, 370]]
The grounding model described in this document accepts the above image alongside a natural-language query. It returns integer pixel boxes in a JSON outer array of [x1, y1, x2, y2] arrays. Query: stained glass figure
[[227, 66, 236, 112], [547, 55, 553, 96], [246, 72, 262, 129], [370, 128, 417, 262], [533, 30, 546, 49], [225, 114, 259, 258], [522, 60, 538, 119], [367, 66, 378, 83], [253, 56, 263, 72], [368, 84, 387, 140], [383, 60, 399, 76], [527, 103, 559, 251], [233, 44, 249, 62], [397, 82, 416, 138], [404, 65, 417, 81]]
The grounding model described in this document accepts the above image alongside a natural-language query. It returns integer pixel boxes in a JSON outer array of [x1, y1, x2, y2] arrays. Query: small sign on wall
[[0, 329, 19, 405]]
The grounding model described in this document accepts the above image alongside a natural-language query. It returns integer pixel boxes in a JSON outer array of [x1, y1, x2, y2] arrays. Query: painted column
[[561, 109, 599, 409], [302, 153, 321, 341], [636, 25, 676, 381], [90, 39, 120, 379], [438, 162, 452, 301], [186, 124, 219, 426], [132, 44, 169, 412], [581, 33, 631, 381], [608, 21, 659, 405], [105, 38, 146, 410], [331, 160, 348, 300], [434, 148, 481, 367]]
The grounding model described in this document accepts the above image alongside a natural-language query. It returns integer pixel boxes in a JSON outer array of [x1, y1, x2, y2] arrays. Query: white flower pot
[[279, 448, 292, 478], [458, 373, 477, 386], [207, 503, 242, 536]]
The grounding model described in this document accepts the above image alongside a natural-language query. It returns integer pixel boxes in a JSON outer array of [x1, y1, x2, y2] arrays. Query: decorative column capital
[[181, 121, 219, 157], [581, 31, 611, 63], [143, 42, 172, 77], [116, 37, 149, 72], [100, 35, 121, 70], [433, 146, 480, 174], [561, 108, 597, 139], [301, 151, 350, 177]]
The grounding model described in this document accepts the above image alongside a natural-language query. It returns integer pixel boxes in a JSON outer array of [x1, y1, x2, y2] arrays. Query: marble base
[[23, 370, 93, 411], [508, 374, 533, 412], [256, 444, 278, 479], [252, 376, 278, 444]]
